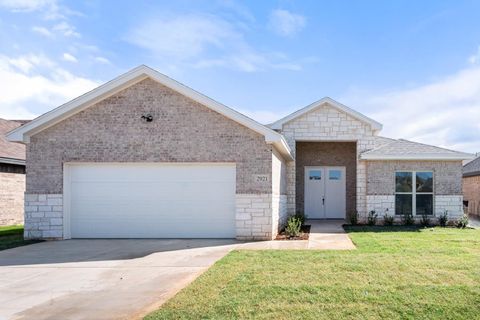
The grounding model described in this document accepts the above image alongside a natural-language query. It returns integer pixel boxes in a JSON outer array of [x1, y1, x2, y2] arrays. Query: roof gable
[[7, 65, 292, 160], [269, 97, 382, 131], [0, 118, 25, 163], [360, 139, 474, 160], [463, 156, 480, 176]]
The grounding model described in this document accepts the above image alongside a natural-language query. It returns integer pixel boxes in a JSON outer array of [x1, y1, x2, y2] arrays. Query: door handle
[[322, 197, 325, 205]]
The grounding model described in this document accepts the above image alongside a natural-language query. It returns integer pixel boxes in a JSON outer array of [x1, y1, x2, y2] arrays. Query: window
[[329, 170, 342, 180], [395, 171, 433, 215], [309, 170, 321, 180]]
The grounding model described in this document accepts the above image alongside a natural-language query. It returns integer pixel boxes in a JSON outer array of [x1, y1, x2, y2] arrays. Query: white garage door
[[64, 163, 236, 238]]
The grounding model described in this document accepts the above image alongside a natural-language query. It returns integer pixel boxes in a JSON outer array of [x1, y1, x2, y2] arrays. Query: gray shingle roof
[[360, 139, 473, 160], [0, 118, 26, 163], [463, 156, 480, 177]]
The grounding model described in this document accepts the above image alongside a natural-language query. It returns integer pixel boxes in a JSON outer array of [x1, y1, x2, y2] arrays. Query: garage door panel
[[67, 163, 236, 238]]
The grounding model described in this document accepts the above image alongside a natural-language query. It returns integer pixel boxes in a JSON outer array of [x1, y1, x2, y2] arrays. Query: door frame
[[304, 165, 347, 220]]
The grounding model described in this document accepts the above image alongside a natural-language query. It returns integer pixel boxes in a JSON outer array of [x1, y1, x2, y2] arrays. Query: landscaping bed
[[275, 224, 310, 240]]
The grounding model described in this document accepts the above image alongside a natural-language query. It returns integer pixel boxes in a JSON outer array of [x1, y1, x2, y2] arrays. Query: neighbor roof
[[6, 65, 293, 160], [269, 97, 383, 131], [463, 156, 480, 177], [0, 118, 26, 165], [360, 139, 474, 160]]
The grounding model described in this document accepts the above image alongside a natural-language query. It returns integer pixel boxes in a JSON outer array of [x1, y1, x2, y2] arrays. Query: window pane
[[395, 172, 412, 192], [309, 170, 321, 180], [416, 172, 433, 193], [329, 170, 341, 180], [395, 194, 412, 215], [416, 194, 433, 215]]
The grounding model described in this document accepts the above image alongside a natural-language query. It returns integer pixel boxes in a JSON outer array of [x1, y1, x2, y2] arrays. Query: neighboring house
[[463, 156, 480, 217], [0, 118, 27, 226], [7, 65, 473, 240]]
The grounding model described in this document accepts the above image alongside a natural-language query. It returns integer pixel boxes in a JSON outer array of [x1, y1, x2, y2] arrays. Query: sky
[[1, 0, 480, 153]]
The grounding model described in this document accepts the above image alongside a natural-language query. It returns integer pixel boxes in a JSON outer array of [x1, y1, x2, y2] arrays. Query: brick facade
[[27, 78, 273, 195], [463, 175, 480, 217], [0, 171, 25, 225], [25, 78, 282, 240]]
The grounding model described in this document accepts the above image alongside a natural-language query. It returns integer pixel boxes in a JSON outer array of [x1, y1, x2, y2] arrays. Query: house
[[0, 118, 27, 226], [7, 65, 473, 240], [463, 156, 480, 217]]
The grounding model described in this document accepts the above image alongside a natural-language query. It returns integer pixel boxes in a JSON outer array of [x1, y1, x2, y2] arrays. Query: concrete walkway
[[307, 220, 356, 250], [469, 215, 480, 228]]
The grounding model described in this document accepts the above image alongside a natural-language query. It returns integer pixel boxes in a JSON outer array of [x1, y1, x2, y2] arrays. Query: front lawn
[[0, 225, 41, 251], [146, 226, 480, 320]]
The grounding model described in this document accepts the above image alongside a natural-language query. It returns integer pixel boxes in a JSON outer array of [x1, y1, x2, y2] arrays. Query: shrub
[[456, 214, 469, 229], [383, 214, 394, 226], [349, 210, 359, 225], [285, 216, 302, 237], [420, 213, 430, 227], [402, 212, 414, 225], [294, 212, 306, 226], [367, 210, 378, 226], [439, 210, 448, 227]]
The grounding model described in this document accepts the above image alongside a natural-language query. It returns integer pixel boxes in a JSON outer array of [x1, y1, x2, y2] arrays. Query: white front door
[[304, 166, 346, 219]]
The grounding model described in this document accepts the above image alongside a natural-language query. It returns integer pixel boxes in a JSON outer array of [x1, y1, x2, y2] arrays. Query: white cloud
[[0, 0, 56, 12], [32, 25, 54, 38], [268, 9, 306, 37], [126, 13, 301, 72], [62, 52, 77, 63], [93, 56, 111, 64], [0, 53, 99, 119], [53, 21, 80, 38], [343, 66, 480, 153], [468, 46, 480, 64]]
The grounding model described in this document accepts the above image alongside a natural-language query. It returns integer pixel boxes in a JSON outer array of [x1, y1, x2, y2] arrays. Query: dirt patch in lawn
[[275, 225, 311, 240]]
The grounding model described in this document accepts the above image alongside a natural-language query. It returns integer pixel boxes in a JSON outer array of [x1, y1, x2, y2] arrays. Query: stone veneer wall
[[24, 194, 63, 239], [463, 175, 480, 217], [366, 195, 464, 221], [0, 172, 25, 226], [278, 103, 377, 218]]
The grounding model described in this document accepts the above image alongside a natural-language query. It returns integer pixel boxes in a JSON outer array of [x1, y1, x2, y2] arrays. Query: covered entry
[[296, 141, 357, 219]]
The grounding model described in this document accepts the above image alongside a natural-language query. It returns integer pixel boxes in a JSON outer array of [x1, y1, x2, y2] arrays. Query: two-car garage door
[[64, 163, 236, 238]]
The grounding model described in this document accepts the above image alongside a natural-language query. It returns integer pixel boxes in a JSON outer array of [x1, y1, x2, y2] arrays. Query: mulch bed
[[275, 225, 311, 240]]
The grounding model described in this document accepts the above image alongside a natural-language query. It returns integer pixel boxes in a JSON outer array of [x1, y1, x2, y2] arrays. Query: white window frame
[[394, 170, 434, 216]]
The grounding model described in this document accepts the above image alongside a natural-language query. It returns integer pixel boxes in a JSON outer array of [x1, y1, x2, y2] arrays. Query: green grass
[[146, 226, 480, 320], [0, 225, 41, 251]]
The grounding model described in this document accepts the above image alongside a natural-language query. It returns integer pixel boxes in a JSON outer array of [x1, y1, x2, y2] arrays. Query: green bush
[[383, 214, 394, 226], [402, 212, 414, 225], [456, 214, 469, 229], [294, 212, 306, 226], [349, 211, 358, 225], [420, 213, 430, 227], [367, 210, 378, 226], [439, 210, 448, 227], [285, 216, 302, 237]]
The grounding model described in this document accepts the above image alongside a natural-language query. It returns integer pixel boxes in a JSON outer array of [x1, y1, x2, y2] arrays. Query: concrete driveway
[[0, 239, 238, 320]]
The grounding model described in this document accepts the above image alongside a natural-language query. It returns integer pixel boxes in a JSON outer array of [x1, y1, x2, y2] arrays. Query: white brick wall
[[435, 195, 464, 219], [24, 194, 63, 239], [366, 194, 464, 223], [236, 193, 286, 240]]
